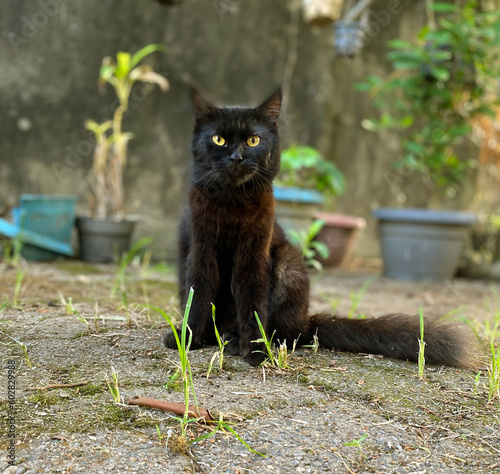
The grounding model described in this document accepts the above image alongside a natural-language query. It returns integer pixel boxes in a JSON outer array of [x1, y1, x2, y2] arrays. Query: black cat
[[164, 89, 476, 368]]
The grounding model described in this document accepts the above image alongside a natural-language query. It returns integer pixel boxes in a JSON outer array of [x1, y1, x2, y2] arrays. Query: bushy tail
[[309, 313, 477, 368]]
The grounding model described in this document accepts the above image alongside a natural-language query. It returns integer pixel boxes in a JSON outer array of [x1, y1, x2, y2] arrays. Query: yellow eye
[[212, 135, 226, 146], [247, 136, 260, 147]]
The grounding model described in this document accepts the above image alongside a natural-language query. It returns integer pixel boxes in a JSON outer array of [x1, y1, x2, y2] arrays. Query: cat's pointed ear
[[191, 87, 216, 120], [257, 89, 282, 124]]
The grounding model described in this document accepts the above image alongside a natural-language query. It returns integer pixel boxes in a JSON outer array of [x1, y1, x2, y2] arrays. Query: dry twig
[[28, 381, 90, 391], [126, 396, 215, 423]]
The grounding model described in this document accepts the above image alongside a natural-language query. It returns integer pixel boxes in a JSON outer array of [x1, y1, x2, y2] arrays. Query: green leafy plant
[[357, 1, 500, 197], [343, 433, 369, 462], [207, 304, 228, 378], [289, 219, 329, 271], [85, 44, 168, 219], [277, 145, 345, 202]]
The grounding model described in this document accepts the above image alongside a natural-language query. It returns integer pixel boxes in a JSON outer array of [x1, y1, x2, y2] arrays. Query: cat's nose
[[229, 153, 243, 163]]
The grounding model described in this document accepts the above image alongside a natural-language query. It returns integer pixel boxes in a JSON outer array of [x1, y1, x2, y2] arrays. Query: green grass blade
[[221, 423, 266, 457], [253, 311, 275, 365]]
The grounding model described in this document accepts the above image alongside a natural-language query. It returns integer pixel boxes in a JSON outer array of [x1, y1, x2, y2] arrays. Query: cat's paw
[[224, 334, 241, 356], [163, 329, 180, 349], [244, 351, 267, 367], [164, 329, 203, 350]]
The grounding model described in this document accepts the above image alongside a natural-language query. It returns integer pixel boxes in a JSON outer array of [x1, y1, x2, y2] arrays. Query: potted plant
[[274, 144, 345, 235], [77, 44, 168, 262], [357, 1, 500, 280], [275, 145, 364, 266]]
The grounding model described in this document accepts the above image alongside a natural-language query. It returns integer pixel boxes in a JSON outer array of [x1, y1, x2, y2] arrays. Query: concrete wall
[[0, 0, 472, 260]]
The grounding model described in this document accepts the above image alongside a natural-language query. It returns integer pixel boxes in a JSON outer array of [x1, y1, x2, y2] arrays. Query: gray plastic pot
[[372, 208, 476, 281], [76, 216, 136, 263]]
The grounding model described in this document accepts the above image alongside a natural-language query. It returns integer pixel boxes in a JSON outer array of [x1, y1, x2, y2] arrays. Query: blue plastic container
[[13, 194, 79, 261], [273, 186, 324, 205]]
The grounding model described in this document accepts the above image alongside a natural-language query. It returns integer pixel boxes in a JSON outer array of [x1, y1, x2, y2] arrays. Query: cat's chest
[[190, 189, 274, 239], [194, 201, 262, 237]]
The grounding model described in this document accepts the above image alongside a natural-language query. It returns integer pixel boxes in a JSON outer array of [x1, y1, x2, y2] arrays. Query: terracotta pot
[[314, 212, 366, 266]]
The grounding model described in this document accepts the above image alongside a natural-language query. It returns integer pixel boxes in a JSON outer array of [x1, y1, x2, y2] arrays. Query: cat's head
[[190, 89, 281, 197]]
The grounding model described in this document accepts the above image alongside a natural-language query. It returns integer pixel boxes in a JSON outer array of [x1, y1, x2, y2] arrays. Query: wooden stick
[[126, 396, 215, 423], [28, 381, 90, 391]]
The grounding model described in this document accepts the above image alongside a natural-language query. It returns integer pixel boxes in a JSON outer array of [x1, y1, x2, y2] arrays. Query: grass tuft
[[207, 304, 228, 378], [252, 311, 296, 369], [106, 366, 121, 404], [418, 308, 426, 379], [487, 342, 500, 403]]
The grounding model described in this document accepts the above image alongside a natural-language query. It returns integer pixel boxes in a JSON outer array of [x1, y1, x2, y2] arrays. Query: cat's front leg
[[165, 245, 219, 349], [232, 250, 271, 366]]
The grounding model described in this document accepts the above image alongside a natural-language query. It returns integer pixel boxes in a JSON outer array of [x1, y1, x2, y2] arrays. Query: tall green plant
[[86, 44, 168, 219], [153, 288, 197, 434], [357, 1, 500, 196]]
